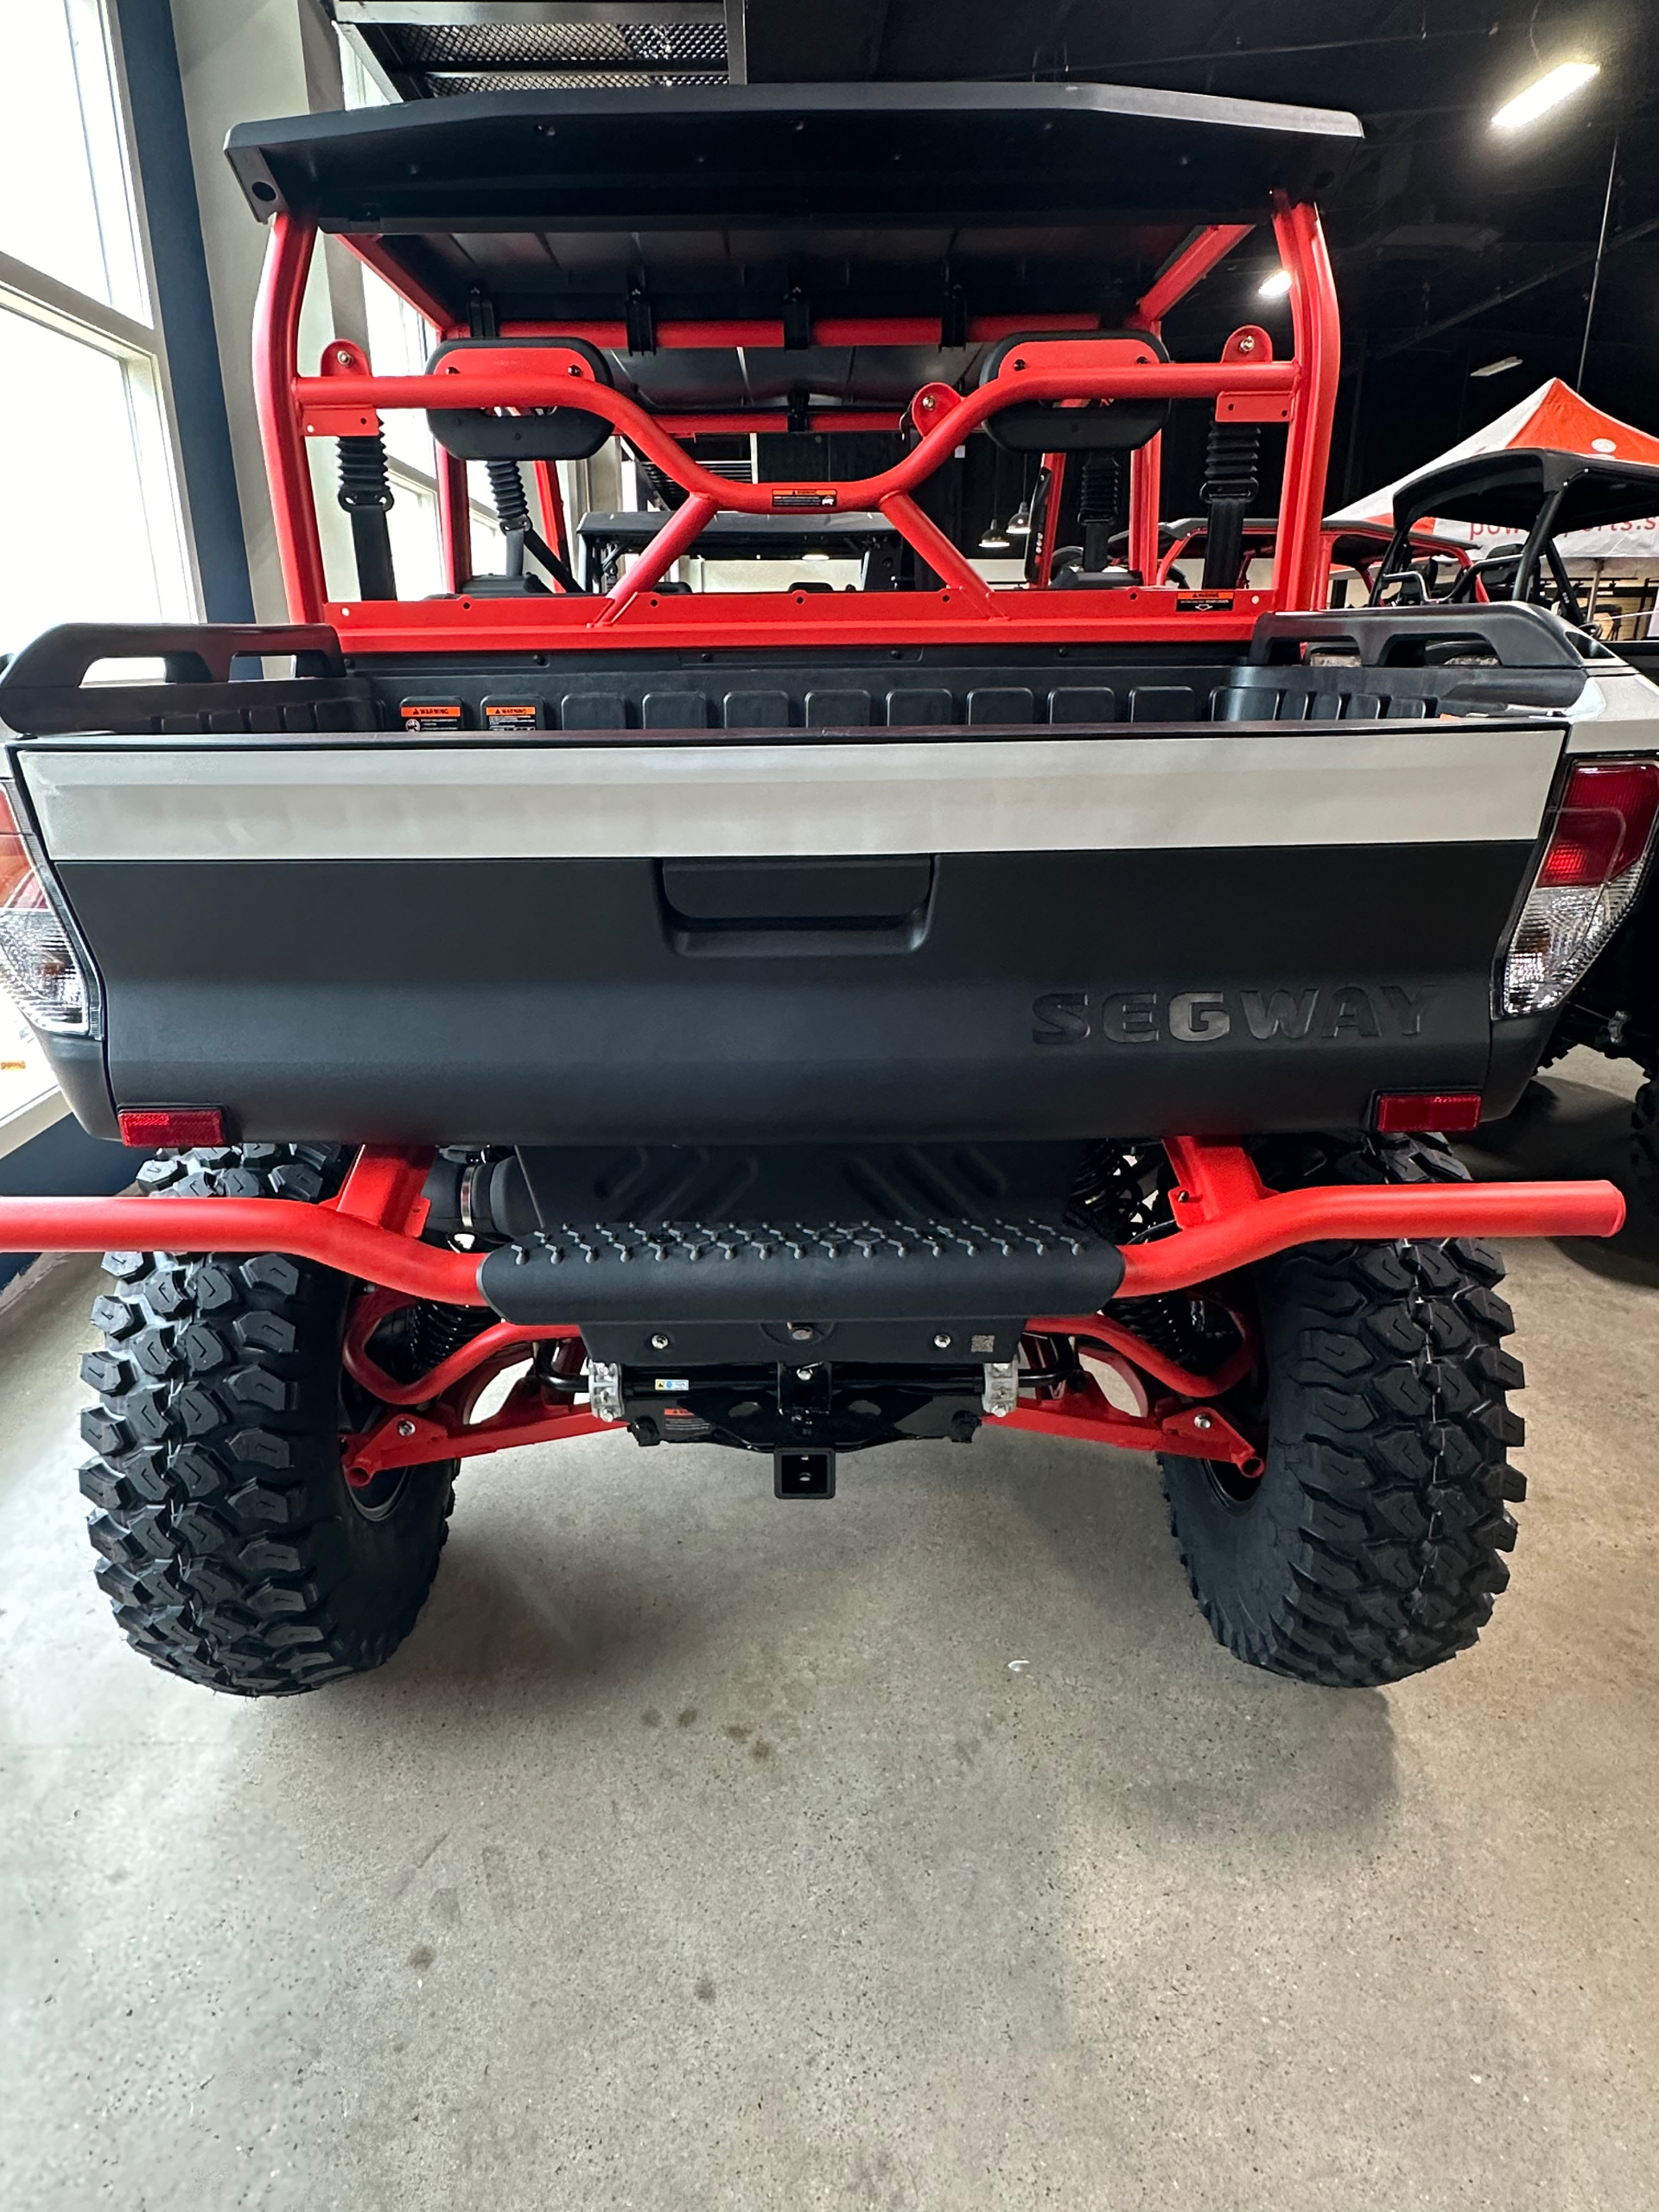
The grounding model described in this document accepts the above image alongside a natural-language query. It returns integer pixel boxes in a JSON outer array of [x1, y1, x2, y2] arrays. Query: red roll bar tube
[[251, 212, 328, 624], [289, 353, 1300, 516], [1271, 194, 1342, 611]]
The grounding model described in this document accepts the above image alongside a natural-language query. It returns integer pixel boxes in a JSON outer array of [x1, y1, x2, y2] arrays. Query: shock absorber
[[335, 430, 396, 601], [1200, 418, 1261, 590], [484, 457, 585, 594], [410, 1301, 493, 1374], [486, 455, 533, 540], [1077, 454, 1123, 575]]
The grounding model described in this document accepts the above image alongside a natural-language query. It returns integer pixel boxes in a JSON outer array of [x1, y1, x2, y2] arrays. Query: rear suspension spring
[[485, 456, 533, 535]]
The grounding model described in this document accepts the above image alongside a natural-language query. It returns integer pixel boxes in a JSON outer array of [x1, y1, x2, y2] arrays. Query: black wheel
[[1160, 1135, 1527, 1688], [1630, 1080, 1659, 1216], [78, 1143, 455, 1696]]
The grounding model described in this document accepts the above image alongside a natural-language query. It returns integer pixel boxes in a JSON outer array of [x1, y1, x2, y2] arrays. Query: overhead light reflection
[[1491, 61, 1599, 130]]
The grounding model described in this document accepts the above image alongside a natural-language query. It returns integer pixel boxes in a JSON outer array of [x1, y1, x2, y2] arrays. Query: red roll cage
[[252, 202, 1339, 649]]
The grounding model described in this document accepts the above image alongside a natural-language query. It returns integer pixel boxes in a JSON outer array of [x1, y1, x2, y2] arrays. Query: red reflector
[[118, 1109, 227, 1148], [1375, 1091, 1483, 1135], [1539, 760, 1659, 888]]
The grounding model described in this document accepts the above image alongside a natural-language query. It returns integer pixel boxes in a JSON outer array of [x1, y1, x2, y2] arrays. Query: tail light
[[0, 785, 97, 1034], [1499, 757, 1659, 1016]]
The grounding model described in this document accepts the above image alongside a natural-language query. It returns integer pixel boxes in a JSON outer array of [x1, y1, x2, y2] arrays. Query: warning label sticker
[[1174, 591, 1236, 613]]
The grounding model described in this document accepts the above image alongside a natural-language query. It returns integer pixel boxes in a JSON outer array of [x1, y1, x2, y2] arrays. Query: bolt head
[[650, 1332, 671, 1351], [795, 1365, 816, 1381], [933, 1332, 952, 1349], [1237, 334, 1256, 353], [1192, 1413, 1214, 1432], [397, 1418, 416, 1437], [787, 1324, 814, 1341]]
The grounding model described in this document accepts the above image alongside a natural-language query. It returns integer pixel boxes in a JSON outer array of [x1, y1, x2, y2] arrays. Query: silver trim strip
[[334, 3, 723, 21], [19, 730, 1563, 863]]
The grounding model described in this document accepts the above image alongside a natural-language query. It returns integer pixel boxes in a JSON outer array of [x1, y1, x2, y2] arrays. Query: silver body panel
[[18, 723, 1566, 864]]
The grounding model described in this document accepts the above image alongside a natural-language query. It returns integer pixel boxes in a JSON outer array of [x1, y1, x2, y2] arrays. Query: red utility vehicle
[[0, 85, 1639, 1694]]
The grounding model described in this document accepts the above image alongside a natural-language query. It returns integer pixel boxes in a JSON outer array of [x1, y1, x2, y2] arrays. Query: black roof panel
[[225, 82, 1360, 328], [1393, 448, 1659, 536]]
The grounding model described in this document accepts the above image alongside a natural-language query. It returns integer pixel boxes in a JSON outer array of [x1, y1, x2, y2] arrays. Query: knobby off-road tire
[[1160, 1135, 1527, 1688], [79, 1143, 454, 1695], [1630, 1080, 1659, 1217]]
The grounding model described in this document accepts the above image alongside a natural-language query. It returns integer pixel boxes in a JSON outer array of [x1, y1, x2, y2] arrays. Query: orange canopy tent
[[1329, 378, 1659, 557]]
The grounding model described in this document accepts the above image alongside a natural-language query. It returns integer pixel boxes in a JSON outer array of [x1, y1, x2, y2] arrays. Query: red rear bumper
[[0, 1148, 1624, 1313]]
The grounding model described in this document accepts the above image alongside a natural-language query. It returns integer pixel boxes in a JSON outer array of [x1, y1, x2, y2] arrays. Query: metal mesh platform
[[399, 22, 728, 67], [429, 68, 728, 92]]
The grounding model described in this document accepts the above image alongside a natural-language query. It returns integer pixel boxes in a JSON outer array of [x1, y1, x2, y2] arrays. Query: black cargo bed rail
[[0, 621, 375, 738]]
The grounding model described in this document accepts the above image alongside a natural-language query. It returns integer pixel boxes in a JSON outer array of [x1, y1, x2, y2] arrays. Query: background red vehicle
[[0, 82, 1641, 1697]]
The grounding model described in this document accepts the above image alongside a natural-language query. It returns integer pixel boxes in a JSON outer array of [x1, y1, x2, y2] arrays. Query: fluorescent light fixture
[[1491, 60, 1599, 130], [1258, 268, 1293, 301], [1471, 354, 1524, 378], [801, 550, 830, 562]]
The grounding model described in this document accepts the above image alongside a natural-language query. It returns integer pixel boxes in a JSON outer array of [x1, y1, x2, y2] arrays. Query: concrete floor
[[4, 1058, 1659, 2212]]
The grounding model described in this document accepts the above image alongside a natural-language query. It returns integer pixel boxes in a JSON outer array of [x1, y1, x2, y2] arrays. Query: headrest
[[424, 335, 618, 462], [976, 329, 1171, 454]]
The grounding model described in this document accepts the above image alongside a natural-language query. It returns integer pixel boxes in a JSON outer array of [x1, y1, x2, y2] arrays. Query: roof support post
[[1271, 196, 1341, 612], [252, 213, 327, 624], [436, 448, 473, 596]]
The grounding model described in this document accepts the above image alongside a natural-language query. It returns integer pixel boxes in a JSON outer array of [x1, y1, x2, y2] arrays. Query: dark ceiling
[[329, 1, 1659, 499]]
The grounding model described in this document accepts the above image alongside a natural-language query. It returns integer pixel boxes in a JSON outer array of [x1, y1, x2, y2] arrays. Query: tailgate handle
[[658, 857, 934, 957]]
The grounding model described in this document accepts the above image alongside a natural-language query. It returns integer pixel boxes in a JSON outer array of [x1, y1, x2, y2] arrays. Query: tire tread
[[79, 1145, 452, 1696], [1162, 1135, 1525, 1688]]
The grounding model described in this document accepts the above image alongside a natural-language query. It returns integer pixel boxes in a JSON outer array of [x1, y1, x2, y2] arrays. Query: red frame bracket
[[303, 339, 382, 437]]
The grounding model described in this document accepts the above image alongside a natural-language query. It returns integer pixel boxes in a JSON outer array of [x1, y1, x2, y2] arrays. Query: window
[[0, 0, 193, 1145], [0, 1, 193, 667], [0, 306, 192, 653], [0, 0, 146, 319]]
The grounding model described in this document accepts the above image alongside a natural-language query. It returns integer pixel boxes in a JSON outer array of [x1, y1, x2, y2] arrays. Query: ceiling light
[[1491, 60, 1599, 131], [1007, 501, 1033, 537], [979, 527, 1010, 550], [1471, 354, 1524, 378], [1258, 268, 1293, 301], [801, 550, 829, 562]]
